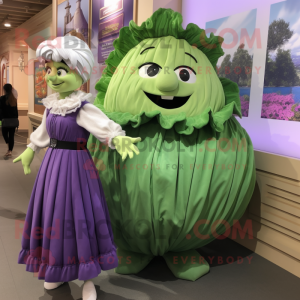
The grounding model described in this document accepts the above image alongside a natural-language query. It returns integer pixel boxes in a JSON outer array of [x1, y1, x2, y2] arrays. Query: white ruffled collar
[[42, 90, 94, 116]]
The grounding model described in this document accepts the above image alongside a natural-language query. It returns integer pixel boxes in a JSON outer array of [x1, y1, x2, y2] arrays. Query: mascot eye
[[139, 63, 161, 78], [175, 67, 196, 83], [57, 68, 68, 77], [46, 68, 51, 75]]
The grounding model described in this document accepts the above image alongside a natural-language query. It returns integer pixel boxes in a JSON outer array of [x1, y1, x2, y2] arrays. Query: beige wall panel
[[153, 0, 182, 12], [266, 184, 300, 205], [18, 110, 29, 131], [250, 213, 300, 241], [268, 186, 300, 204], [249, 203, 300, 234], [12, 52, 28, 66], [255, 151, 300, 181], [137, 0, 182, 25], [232, 154, 300, 278], [234, 234, 300, 278], [137, 0, 154, 25], [12, 66, 29, 106], [256, 171, 300, 195], [12, 66, 29, 105], [27, 48, 36, 115], [263, 194, 300, 217], [238, 218, 300, 261]]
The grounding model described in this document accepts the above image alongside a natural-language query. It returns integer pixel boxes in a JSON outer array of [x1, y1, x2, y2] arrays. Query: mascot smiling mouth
[[52, 82, 64, 86], [144, 92, 191, 109]]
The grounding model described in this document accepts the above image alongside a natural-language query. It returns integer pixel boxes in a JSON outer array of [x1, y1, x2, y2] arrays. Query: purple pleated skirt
[[18, 102, 118, 282]]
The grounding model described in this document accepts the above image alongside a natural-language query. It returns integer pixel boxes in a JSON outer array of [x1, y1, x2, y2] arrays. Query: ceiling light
[[4, 23, 11, 27]]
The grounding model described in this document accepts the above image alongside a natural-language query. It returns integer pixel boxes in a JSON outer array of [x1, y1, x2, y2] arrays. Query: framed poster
[[34, 60, 46, 115], [90, 0, 137, 97], [57, 0, 90, 43], [56, 0, 91, 93], [206, 9, 258, 117], [261, 0, 300, 122], [203, 0, 300, 159]]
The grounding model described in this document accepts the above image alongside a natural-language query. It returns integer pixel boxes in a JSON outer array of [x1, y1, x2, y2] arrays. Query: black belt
[[49, 138, 87, 150]]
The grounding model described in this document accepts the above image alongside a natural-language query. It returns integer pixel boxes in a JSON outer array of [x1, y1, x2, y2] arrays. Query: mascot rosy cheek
[[89, 8, 256, 281]]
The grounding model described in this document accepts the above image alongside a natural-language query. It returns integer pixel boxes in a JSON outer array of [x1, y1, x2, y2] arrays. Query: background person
[[0, 83, 18, 158]]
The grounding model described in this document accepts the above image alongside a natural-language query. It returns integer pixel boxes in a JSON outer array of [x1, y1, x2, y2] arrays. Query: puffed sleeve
[[27, 109, 50, 153], [76, 103, 125, 149]]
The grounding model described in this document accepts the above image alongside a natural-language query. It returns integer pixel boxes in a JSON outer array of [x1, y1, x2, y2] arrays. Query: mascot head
[[95, 8, 242, 134]]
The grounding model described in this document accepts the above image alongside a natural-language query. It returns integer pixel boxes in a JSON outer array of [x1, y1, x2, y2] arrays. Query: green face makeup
[[45, 61, 82, 95], [104, 36, 225, 117]]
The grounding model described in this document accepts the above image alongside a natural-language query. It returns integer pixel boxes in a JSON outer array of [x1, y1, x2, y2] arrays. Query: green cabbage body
[[88, 116, 255, 255]]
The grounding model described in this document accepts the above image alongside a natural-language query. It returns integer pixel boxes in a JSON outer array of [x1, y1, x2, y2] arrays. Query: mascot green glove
[[88, 8, 256, 281]]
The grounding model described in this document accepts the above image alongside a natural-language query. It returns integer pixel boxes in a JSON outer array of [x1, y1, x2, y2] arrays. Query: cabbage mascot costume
[[89, 9, 256, 281]]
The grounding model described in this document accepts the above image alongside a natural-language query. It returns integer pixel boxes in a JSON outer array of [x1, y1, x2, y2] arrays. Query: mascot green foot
[[115, 248, 154, 274], [163, 250, 210, 281]]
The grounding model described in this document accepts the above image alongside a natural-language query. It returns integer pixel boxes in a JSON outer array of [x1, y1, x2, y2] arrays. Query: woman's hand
[[13, 148, 35, 175], [112, 136, 141, 161]]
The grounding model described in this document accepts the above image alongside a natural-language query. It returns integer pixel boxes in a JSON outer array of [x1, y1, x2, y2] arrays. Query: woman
[[0, 83, 18, 158], [13, 33, 140, 300]]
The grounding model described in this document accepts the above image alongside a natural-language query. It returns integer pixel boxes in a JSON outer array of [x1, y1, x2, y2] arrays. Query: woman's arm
[[76, 103, 125, 149], [27, 109, 50, 153]]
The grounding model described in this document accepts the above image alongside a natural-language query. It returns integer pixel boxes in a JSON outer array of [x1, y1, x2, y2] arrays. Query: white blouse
[[27, 91, 125, 153]]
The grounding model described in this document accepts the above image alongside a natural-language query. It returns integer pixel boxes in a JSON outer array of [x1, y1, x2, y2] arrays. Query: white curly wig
[[36, 36, 94, 83]]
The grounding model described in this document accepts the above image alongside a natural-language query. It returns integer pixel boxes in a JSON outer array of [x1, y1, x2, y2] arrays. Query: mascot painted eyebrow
[[89, 8, 256, 281]]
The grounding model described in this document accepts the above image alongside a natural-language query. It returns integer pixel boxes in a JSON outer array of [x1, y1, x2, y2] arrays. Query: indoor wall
[[137, 0, 182, 25], [10, 47, 28, 130], [0, 5, 52, 131], [182, 0, 300, 278], [0, 56, 8, 96]]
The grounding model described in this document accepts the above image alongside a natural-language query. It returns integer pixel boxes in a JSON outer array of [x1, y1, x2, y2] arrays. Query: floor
[[0, 131, 300, 300]]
